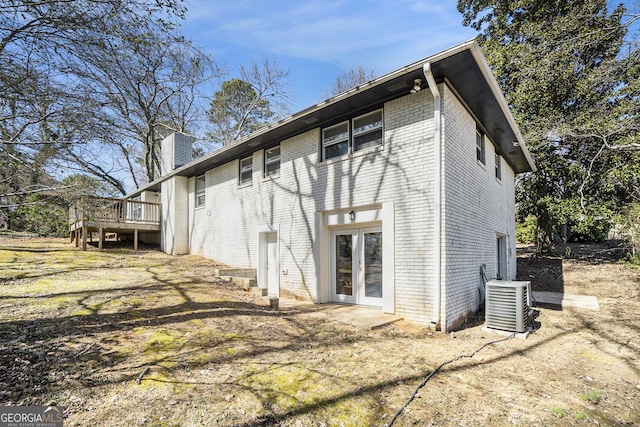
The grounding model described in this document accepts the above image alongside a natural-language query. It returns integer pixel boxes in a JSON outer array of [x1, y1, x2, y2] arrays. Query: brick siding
[[161, 84, 518, 328]]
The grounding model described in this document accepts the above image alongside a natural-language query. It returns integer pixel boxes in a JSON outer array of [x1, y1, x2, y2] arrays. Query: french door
[[331, 227, 382, 307]]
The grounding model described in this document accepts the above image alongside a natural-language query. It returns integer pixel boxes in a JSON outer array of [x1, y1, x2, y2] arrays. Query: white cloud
[[181, 0, 477, 111], [184, 0, 475, 66]]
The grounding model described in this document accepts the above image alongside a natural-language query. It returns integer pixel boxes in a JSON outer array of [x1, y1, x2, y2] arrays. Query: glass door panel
[[331, 227, 383, 307], [363, 231, 382, 298], [331, 230, 356, 304], [336, 234, 353, 296], [359, 228, 383, 307]]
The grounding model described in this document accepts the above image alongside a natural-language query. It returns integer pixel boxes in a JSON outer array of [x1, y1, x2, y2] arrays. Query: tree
[[61, 28, 218, 185], [458, 0, 639, 253], [0, 0, 194, 205], [325, 65, 376, 98], [207, 79, 273, 146], [0, 0, 196, 213], [207, 57, 290, 146]]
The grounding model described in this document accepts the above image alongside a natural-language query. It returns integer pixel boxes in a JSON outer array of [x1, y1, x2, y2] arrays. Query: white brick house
[[128, 40, 535, 331]]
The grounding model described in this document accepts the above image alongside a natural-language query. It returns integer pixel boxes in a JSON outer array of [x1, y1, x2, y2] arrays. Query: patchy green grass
[[1, 236, 639, 426], [579, 389, 601, 404]]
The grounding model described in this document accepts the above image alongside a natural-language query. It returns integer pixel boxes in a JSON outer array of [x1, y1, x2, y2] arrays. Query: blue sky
[[176, 0, 639, 128], [179, 0, 478, 113]]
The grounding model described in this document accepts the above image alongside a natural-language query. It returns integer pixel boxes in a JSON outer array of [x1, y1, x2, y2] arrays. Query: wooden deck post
[[98, 227, 104, 250], [123, 199, 128, 223], [134, 229, 139, 251], [82, 226, 87, 251], [74, 229, 79, 247]]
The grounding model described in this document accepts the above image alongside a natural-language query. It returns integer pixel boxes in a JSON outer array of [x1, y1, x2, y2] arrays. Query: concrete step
[[219, 276, 256, 291], [219, 275, 267, 296], [215, 268, 256, 280], [250, 287, 268, 297]]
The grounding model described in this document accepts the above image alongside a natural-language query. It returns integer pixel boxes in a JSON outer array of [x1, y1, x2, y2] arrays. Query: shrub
[[620, 203, 640, 258], [569, 215, 610, 243], [516, 216, 537, 243], [12, 194, 68, 237]]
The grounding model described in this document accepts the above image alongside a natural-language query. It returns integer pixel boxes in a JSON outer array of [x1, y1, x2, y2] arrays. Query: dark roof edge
[[126, 39, 534, 198], [468, 44, 536, 172]]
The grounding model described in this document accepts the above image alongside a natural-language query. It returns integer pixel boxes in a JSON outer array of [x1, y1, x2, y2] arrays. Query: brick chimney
[[159, 132, 194, 177]]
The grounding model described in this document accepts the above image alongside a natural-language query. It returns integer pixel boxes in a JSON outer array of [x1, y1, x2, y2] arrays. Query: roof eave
[[469, 44, 536, 173], [126, 39, 534, 198]]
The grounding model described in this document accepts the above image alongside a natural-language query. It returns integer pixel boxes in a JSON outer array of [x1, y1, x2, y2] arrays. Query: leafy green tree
[[458, 0, 639, 252], [13, 193, 68, 237], [207, 79, 273, 146], [619, 202, 640, 260]]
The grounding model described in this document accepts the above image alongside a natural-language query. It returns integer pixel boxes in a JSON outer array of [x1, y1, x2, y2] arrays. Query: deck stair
[[215, 268, 266, 296]]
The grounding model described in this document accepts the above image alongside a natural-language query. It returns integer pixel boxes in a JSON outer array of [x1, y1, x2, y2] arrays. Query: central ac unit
[[485, 280, 532, 333]]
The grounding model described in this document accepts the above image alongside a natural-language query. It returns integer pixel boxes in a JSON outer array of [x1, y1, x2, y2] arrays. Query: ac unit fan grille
[[485, 281, 531, 333]]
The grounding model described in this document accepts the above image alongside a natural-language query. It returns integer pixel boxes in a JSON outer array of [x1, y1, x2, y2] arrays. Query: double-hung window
[[264, 146, 281, 178], [195, 175, 205, 207], [322, 122, 349, 160], [476, 130, 486, 165], [495, 153, 502, 181], [353, 110, 383, 151], [239, 156, 253, 186], [322, 109, 383, 161]]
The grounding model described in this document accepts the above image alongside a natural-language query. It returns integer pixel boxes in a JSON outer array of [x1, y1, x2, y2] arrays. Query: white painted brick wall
[[161, 176, 189, 255], [165, 85, 518, 328], [441, 84, 517, 331], [185, 89, 437, 323]]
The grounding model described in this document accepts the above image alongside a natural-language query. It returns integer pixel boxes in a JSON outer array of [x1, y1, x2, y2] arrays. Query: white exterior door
[[331, 227, 382, 307], [267, 232, 278, 295]]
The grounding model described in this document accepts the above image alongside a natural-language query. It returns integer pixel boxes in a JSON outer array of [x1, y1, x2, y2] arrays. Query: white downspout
[[423, 62, 442, 329]]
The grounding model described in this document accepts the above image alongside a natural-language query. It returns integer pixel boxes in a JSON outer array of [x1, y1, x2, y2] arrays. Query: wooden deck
[[69, 196, 161, 250]]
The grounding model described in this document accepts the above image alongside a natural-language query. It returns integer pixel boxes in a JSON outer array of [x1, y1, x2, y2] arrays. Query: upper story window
[[495, 153, 502, 181], [323, 122, 349, 160], [353, 110, 383, 152], [322, 109, 383, 161], [239, 156, 253, 186], [476, 129, 486, 165], [264, 146, 281, 178], [195, 175, 206, 207]]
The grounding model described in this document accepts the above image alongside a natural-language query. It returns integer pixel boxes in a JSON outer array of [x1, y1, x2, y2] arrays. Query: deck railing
[[69, 196, 161, 226]]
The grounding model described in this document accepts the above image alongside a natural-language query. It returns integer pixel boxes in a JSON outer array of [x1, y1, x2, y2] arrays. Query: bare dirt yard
[[0, 234, 639, 426]]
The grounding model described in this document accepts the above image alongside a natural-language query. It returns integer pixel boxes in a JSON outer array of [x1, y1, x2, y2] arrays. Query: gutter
[[423, 62, 442, 329]]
